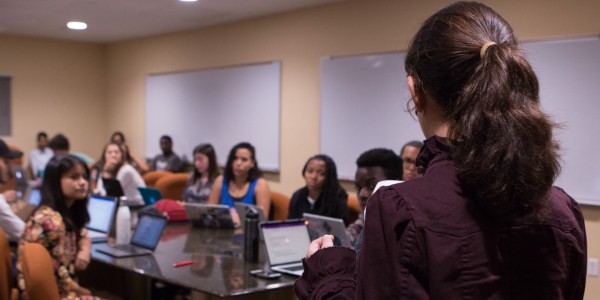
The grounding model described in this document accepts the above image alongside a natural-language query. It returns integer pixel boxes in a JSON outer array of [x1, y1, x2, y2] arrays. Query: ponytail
[[405, 2, 560, 222], [450, 43, 560, 221]]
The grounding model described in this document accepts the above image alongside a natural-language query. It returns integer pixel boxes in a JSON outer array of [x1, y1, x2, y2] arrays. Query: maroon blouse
[[295, 136, 587, 299]]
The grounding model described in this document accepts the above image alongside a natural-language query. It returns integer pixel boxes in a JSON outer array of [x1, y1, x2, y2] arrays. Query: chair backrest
[[155, 173, 189, 200], [346, 195, 361, 225], [270, 191, 290, 221], [0, 229, 12, 300], [143, 170, 172, 188], [20, 243, 60, 300]]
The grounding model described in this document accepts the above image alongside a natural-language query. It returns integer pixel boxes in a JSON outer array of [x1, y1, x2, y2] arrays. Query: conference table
[[82, 223, 298, 299]]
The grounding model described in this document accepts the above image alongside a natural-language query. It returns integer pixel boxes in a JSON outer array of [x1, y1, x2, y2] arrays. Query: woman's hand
[[306, 234, 335, 259], [75, 248, 91, 270], [76, 231, 91, 271]]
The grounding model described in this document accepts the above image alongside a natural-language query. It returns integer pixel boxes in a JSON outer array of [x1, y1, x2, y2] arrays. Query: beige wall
[[2, 0, 600, 297], [104, 0, 600, 298], [0, 34, 106, 161]]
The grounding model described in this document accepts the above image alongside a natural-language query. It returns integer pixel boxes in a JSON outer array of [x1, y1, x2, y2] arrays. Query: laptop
[[102, 177, 125, 198], [260, 219, 311, 277], [16, 188, 42, 221], [86, 195, 119, 243], [137, 187, 163, 206], [95, 214, 167, 258], [184, 203, 237, 229], [303, 213, 352, 248], [234, 202, 266, 223]]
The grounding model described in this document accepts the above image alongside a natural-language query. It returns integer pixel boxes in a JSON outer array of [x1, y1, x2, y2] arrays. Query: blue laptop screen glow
[[131, 215, 166, 249], [27, 189, 42, 206], [87, 196, 117, 233]]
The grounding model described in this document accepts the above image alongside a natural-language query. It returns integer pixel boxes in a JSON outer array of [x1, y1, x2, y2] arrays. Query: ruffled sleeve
[[294, 247, 357, 299]]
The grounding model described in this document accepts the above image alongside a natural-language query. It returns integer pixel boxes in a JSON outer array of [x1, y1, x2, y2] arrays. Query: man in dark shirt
[[150, 135, 184, 172]]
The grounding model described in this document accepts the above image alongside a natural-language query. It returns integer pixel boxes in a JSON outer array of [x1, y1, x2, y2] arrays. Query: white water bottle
[[116, 204, 131, 244]]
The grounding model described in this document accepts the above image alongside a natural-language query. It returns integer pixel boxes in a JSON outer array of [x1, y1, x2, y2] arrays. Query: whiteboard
[[320, 53, 422, 180], [145, 62, 281, 171], [320, 36, 600, 204], [522, 37, 600, 205]]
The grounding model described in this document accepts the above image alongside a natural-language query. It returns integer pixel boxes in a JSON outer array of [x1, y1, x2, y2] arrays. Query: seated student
[[47, 133, 94, 165], [287, 154, 347, 220], [150, 135, 184, 172], [17, 155, 97, 299], [399, 140, 424, 181], [208, 142, 271, 219], [29, 131, 53, 180], [182, 144, 219, 203], [295, 3, 586, 299], [91, 142, 146, 205], [110, 131, 149, 175], [0, 139, 25, 242], [345, 148, 402, 248]]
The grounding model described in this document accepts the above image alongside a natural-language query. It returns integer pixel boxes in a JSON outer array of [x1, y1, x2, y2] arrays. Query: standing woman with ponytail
[[295, 2, 587, 299]]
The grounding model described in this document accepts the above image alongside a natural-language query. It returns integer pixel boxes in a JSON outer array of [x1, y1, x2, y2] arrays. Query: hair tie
[[480, 41, 497, 58]]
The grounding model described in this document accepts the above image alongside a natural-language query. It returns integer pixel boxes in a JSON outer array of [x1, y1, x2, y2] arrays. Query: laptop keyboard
[[286, 265, 304, 271], [113, 244, 139, 253]]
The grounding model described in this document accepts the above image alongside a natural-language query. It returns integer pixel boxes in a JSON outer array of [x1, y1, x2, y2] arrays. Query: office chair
[[0, 229, 18, 300], [20, 243, 60, 300], [155, 173, 189, 200], [142, 170, 172, 188], [269, 191, 290, 221]]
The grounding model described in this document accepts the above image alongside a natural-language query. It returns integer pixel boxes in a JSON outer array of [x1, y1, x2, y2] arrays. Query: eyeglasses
[[402, 157, 416, 166]]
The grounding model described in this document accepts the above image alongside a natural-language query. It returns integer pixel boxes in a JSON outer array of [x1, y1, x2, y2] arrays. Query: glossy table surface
[[91, 223, 298, 297]]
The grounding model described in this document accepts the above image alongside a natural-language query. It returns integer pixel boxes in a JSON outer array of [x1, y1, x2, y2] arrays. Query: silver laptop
[[260, 219, 311, 276], [95, 214, 167, 258], [184, 203, 237, 229], [234, 202, 266, 223], [303, 213, 352, 248], [87, 195, 118, 243]]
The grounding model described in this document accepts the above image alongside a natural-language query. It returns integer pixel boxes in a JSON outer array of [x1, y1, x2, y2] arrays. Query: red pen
[[173, 260, 193, 268]]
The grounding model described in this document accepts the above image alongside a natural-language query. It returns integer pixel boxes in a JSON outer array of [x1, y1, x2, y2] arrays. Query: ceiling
[[0, 0, 344, 43]]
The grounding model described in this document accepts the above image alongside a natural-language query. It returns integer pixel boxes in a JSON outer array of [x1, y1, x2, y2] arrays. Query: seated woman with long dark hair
[[208, 142, 271, 219], [287, 154, 347, 220], [17, 155, 97, 299], [182, 144, 219, 203]]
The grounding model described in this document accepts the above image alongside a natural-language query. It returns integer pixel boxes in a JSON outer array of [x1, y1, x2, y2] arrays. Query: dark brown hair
[[41, 155, 90, 236], [405, 2, 560, 222], [190, 143, 219, 184]]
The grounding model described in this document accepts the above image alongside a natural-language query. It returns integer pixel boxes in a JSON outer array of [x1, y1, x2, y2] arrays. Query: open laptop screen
[[27, 188, 42, 206], [131, 214, 167, 250], [87, 195, 117, 233], [261, 220, 310, 266]]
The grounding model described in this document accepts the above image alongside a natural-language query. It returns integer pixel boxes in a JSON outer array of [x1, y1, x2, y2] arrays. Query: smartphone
[[249, 269, 282, 279]]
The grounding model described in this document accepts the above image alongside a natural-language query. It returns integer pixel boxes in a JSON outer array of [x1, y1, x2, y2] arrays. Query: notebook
[[234, 202, 266, 223], [184, 203, 236, 229], [16, 188, 42, 221], [303, 213, 352, 248], [86, 195, 118, 243], [95, 214, 167, 258], [260, 219, 311, 277], [137, 187, 163, 206], [102, 177, 125, 198]]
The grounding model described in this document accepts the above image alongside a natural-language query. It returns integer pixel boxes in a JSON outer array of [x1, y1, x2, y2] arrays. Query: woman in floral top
[[18, 155, 96, 299]]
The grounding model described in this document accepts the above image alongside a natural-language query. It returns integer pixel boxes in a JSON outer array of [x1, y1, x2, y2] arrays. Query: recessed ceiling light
[[67, 21, 87, 30], [179, 0, 198, 2]]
